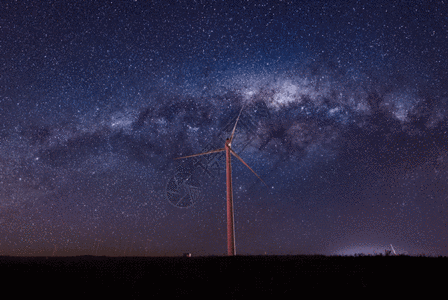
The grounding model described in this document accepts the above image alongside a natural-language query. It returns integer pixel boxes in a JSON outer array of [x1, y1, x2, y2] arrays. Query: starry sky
[[1, 0, 448, 257]]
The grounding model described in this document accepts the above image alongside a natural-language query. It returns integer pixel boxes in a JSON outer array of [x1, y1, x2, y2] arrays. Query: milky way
[[1, 1, 448, 256]]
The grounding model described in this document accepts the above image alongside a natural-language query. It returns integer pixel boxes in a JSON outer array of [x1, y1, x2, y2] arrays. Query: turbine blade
[[230, 105, 244, 143], [174, 148, 225, 160], [229, 148, 268, 187]]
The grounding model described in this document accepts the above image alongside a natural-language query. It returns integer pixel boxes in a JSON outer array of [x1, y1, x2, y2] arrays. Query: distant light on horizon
[[331, 242, 427, 256]]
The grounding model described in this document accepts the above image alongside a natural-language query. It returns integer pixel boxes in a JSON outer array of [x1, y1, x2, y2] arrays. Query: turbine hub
[[226, 138, 231, 147]]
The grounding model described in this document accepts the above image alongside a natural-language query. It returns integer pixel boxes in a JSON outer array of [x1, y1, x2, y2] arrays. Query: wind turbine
[[390, 244, 397, 255], [174, 106, 268, 256]]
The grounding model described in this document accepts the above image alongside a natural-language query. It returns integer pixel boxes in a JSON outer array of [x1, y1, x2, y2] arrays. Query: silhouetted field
[[1, 255, 445, 296]]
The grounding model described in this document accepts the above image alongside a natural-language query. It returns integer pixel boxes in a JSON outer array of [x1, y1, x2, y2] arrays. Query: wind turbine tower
[[175, 106, 267, 256]]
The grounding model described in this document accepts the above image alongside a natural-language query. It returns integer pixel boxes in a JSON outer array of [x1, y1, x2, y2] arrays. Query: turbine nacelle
[[225, 138, 232, 148]]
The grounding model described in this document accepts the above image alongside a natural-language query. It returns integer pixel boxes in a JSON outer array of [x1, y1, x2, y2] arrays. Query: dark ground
[[1, 255, 445, 296]]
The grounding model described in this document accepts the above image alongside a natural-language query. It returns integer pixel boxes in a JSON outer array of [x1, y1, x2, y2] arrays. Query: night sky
[[1, 1, 448, 257]]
